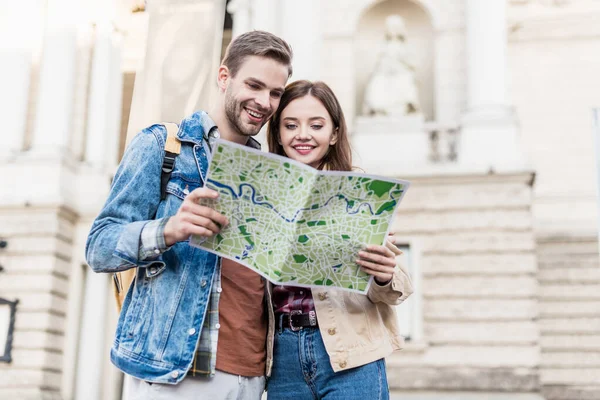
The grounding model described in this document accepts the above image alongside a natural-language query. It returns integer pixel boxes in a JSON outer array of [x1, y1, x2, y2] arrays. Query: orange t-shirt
[[215, 258, 267, 377]]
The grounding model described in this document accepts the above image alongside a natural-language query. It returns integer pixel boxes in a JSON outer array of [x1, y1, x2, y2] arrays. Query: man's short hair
[[221, 30, 293, 78]]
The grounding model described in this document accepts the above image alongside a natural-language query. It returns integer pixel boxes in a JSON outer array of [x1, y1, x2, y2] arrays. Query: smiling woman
[[265, 80, 413, 400]]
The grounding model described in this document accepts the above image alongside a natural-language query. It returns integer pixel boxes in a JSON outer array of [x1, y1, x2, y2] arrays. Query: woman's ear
[[216, 65, 230, 92], [329, 127, 339, 145]]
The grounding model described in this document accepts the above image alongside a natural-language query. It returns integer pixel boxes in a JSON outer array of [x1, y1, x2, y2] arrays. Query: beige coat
[[265, 240, 414, 375]]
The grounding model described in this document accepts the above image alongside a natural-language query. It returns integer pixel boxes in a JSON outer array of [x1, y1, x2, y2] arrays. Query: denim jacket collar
[[178, 110, 261, 150]]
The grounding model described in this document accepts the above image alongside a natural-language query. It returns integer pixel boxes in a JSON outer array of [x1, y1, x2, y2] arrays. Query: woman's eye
[[285, 124, 298, 130], [311, 125, 323, 130]]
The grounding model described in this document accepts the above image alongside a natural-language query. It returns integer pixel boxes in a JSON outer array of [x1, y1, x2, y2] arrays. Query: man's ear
[[329, 127, 339, 145], [217, 65, 230, 92]]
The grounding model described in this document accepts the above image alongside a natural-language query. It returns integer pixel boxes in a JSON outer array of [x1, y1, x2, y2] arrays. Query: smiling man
[[85, 31, 293, 400]]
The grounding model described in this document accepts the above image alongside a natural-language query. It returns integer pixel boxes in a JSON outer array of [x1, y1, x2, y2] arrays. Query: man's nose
[[255, 90, 270, 110]]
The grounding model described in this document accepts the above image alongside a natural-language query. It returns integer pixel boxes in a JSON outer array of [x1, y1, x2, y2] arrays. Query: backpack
[[112, 122, 181, 312]]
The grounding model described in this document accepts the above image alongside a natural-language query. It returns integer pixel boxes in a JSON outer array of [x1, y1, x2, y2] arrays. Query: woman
[[266, 80, 414, 399]]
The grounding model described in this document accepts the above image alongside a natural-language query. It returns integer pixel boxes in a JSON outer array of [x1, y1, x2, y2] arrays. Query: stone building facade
[[0, 0, 598, 399]]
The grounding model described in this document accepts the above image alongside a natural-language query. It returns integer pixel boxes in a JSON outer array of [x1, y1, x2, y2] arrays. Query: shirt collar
[[200, 113, 262, 152]]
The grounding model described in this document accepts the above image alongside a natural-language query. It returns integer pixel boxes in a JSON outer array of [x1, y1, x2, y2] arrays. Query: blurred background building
[[0, 0, 599, 399]]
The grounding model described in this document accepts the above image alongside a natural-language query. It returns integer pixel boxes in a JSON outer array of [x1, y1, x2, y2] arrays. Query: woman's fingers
[[358, 247, 396, 267]]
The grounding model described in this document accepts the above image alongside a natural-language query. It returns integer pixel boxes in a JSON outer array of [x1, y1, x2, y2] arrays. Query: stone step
[[422, 253, 537, 276], [427, 321, 538, 345], [540, 284, 600, 300], [542, 351, 600, 368], [540, 318, 600, 334], [424, 276, 537, 298], [422, 232, 535, 253], [541, 335, 600, 352], [541, 368, 600, 386], [426, 298, 537, 321], [0, 208, 75, 237], [14, 311, 66, 334], [542, 385, 600, 400], [392, 208, 532, 233], [538, 267, 600, 283], [400, 182, 532, 212], [0, 254, 71, 277], [388, 345, 538, 368], [540, 300, 600, 318], [0, 272, 69, 297]]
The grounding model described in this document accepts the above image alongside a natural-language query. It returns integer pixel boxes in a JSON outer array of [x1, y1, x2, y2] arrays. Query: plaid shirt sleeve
[[138, 217, 171, 261], [140, 216, 222, 377], [188, 266, 221, 377]]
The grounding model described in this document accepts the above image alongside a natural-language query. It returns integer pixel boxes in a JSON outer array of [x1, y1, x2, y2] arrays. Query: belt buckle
[[289, 310, 302, 332], [308, 310, 317, 326]]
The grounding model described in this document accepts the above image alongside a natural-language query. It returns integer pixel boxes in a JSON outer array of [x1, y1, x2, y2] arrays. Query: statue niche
[[362, 15, 421, 117]]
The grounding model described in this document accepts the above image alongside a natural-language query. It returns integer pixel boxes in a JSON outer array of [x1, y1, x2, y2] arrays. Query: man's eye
[[271, 92, 283, 99], [248, 83, 260, 89]]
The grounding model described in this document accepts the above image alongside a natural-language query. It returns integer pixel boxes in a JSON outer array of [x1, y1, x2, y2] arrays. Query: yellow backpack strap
[[113, 268, 137, 313], [113, 122, 182, 313], [164, 122, 181, 154]]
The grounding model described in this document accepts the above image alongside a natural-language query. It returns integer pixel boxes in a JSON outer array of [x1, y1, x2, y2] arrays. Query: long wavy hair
[[267, 80, 353, 171]]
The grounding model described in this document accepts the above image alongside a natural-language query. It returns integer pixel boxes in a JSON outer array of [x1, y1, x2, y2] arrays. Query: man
[[85, 31, 293, 399]]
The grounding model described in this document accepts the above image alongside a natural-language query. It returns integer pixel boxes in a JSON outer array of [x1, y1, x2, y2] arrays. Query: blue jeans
[[267, 327, 389, 400]]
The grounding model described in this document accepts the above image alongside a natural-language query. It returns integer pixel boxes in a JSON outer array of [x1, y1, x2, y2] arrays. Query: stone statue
[[362, 15, 420, 117]]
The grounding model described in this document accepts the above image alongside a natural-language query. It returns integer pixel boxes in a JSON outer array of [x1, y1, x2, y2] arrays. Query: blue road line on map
[[208, 179, 401, 223]]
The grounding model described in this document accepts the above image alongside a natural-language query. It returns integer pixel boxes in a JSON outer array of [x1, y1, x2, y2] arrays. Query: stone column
[[0, 2, 40, 158], [460, 0, 527, 170], [465, 0, 508, 116], [30, 0, 78, 156], [126, 0, 226, 140], [227, 0, 252, 38], [252, 0, 276, 32], [74, 272, 109, 400], [85, 23, 123, 171], [279, 0, 321, 81]]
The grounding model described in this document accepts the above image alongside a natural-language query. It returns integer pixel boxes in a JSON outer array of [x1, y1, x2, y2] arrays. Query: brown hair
[[267, 80, 353, 171], [221, 30, 293, 78]]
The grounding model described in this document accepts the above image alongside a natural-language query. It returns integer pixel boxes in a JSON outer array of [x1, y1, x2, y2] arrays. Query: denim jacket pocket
[[165, 172, 203, 200]]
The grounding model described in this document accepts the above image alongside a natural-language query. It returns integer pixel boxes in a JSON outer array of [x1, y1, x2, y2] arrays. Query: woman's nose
[[296, 126, 311, 139]]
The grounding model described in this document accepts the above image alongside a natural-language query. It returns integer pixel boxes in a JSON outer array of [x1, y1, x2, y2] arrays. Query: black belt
[[276, 310, 318, 331]]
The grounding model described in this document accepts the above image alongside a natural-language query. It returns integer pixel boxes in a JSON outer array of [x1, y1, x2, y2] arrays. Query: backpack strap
[[113, 122, 182, 313], [160, 122, 181, 200]]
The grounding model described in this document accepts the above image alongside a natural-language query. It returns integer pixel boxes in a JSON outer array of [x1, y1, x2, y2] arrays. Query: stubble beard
[[224, 88, 263, 137]]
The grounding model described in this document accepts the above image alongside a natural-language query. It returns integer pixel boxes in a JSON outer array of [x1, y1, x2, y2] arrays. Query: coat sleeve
[[85, 125, 168, 273], [366, 240, 414, 305]]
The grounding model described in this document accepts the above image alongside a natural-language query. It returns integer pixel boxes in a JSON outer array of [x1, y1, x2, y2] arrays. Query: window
[[394, 243, 422, 342], [0, 298, 18, 363]]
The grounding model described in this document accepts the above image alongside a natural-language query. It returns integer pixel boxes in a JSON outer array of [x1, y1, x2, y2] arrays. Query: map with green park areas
[[191, 139, 410, 294]]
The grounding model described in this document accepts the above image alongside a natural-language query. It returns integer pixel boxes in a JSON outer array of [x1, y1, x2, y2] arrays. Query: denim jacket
[[86, 111, 246, 384]]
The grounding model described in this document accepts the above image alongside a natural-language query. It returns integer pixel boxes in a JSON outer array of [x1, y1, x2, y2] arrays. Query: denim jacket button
[[188, 328, 196, 336], [201, 280, 207, 287], [171, 371, 179, 379]]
